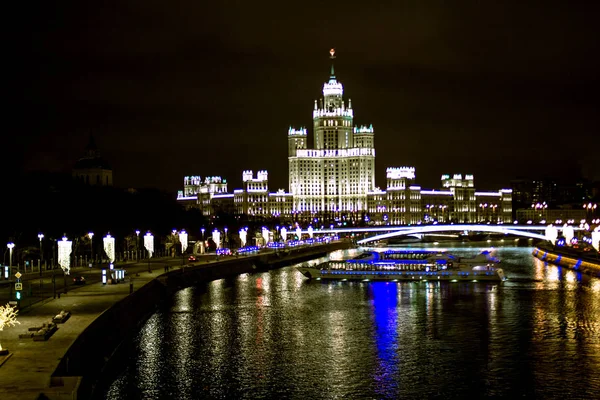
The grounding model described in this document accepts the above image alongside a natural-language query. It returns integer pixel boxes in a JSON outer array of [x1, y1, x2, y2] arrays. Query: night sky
[[8, 1, 600, 194]]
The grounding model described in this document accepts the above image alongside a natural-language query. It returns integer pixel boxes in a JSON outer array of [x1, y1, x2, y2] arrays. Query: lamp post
[[179, 230, 188, 266], [135, 230, 140, 261], [7, 243, 15, 270], [144, 232, 154, 273], [88, 232, 94, 264], [38, 233, 44, 261], [584, 203, 598, 218], [201, 228, 205, 254]]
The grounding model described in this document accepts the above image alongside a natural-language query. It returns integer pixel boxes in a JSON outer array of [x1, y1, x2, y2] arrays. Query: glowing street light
[[144, 232, 154, 257], [144, 232, 154, 273], [38, 233, 44, 261], [88, 232, 94, 263], [103, 233, 115, 268], [135, 230, 140, 260], [179, 230, 188, 253], [7, 243, 15, 268], [212, 229, 221, 249], [239, 228, 247, 247], [57, 237, 72, 275]]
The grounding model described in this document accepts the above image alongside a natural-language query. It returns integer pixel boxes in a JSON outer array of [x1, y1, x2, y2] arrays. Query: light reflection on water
[[104, 243, 600, 399]]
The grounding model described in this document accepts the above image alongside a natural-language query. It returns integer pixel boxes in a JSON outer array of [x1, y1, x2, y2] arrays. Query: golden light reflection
[[531, 299, 549, 342], [208, 279, 228, 376], [137, 314, 161, 391], [209, 279, 225, 310], [172, 288, 194, 398], [533, 258, 545, 281], [546, 266, 560, 283], [259, 272, 271, 307], [172, 287, 194, 313], [564, 270, 577, 286]]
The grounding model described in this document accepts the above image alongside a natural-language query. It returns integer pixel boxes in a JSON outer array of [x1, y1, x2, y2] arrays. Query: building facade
[[177, 50, 513, 225], [288, 50, 375, 218]]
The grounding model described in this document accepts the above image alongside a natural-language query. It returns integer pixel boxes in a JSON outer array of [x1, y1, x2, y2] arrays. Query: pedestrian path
[[0, 264, 162, 400]]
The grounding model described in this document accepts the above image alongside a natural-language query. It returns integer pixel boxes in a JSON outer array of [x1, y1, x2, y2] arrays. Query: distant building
[[511, 177, 597, 211], [177, 176, 229, 213], [516, 208, 586, 224], [176, 50, 512, 225], [72, 135, 113, 186]]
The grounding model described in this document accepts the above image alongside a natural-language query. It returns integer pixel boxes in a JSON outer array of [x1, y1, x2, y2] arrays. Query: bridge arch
[[356, 224, 546, 244]]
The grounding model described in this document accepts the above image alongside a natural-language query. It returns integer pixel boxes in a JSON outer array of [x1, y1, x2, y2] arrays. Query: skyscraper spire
[[329, 48, 336, 79]]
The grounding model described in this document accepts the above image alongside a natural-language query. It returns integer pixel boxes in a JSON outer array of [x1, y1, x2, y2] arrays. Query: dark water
[[103, 244, 600, 399]]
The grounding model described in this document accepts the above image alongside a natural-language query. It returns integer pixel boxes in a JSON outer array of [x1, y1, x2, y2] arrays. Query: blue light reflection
[[369, 282, 399, 394]]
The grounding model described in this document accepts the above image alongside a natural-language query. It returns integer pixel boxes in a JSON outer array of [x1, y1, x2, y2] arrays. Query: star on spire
[[329, 48, 336, 78]]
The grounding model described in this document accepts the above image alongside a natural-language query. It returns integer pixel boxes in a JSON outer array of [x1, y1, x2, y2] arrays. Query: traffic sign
[[15, 272, 22, 279], [15, 282, 22, 291]]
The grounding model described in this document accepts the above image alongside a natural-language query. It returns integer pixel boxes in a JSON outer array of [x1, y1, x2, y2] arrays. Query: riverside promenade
[[0, 242, 350, 400], [0, 256, 184, 400]]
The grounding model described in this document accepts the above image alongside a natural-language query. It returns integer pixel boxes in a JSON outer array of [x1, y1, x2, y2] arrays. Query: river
[[101, 242, 600, 399]]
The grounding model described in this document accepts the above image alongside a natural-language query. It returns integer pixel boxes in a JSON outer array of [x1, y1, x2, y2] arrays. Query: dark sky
[[8, 0, 600, 193]]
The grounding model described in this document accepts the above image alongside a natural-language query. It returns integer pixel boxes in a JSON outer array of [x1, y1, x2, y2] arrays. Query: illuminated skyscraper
[[288, 49, 375, 217], [178, 50, 514, 225]]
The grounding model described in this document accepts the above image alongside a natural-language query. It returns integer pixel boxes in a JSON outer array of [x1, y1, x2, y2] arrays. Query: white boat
[[297, 250, 506, 282]]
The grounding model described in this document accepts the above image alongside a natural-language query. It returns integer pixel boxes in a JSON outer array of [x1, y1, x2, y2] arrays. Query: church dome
[[73, 135, 112, 170]]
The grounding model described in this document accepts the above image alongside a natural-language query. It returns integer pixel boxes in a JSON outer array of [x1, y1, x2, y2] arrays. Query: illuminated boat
[[297, 250, 506, 282]]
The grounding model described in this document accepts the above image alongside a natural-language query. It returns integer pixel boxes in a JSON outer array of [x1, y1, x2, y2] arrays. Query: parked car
[[188, 255, 197, 262], [72, 276, 86, 285]]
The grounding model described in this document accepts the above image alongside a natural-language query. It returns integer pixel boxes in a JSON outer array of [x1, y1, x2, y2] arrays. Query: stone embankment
[[532, 243, 600, 276], [0, 241, 352, 400]]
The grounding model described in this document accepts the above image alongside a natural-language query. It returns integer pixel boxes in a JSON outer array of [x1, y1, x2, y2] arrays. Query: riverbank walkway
[[0, 241, 347, 400], [0, 254, 232, 400]]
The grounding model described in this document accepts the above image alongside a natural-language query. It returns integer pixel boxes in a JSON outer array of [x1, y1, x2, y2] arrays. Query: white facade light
[[212, 230, 221, 248], [144, 233, 154, 257], [562, 225, 574, 245], [281, 227, 287, 241], [179, 230, 188, 253], [103, 234, 115, 264], [545, 225, 558, 245], [239, 229, 247, 247], [308, 226, 314, 239], [58, 237, 72, 275], [592, 228, 599, 251]]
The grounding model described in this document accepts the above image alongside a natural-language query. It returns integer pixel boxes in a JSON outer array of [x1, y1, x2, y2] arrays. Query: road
[[0, 255, 211, 310]]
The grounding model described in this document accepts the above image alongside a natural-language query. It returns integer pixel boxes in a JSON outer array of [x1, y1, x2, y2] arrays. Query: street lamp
[[144, 232, 154, 272], [88, 232, 94, 263], [179, 230, 188, 265], [38, 233, 44, 261], [7, 243, 15, 269], [135, 230, 140, 260]]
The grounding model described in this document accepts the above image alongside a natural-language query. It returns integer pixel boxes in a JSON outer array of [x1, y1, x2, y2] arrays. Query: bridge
[[296, 224, 582, 244]]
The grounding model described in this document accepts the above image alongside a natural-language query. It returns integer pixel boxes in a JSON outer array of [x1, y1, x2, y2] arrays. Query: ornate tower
[[288, 49, 376, 219], [313, 49, 355, 150], [72, 134, 113, 186]]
